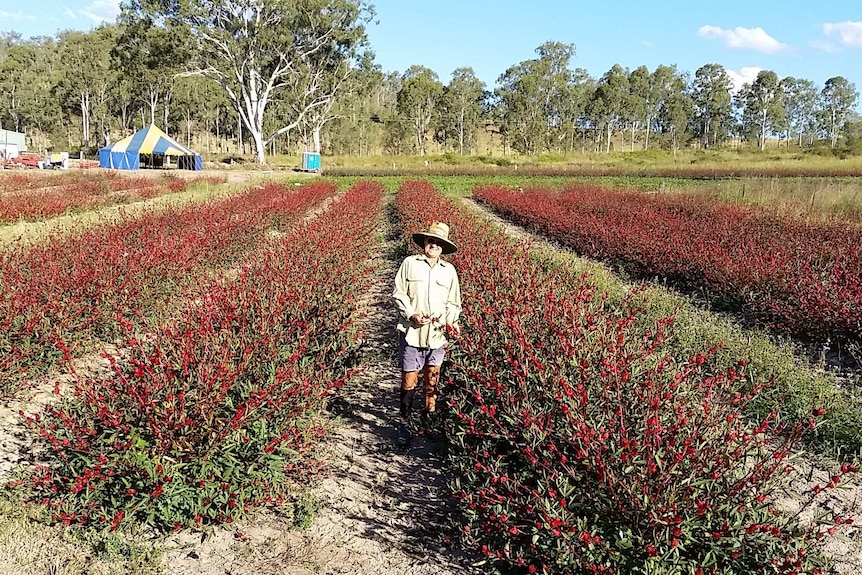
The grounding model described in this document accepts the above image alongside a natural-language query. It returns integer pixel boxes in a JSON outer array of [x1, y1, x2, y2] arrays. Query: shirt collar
[[415, 254, 447, 266]]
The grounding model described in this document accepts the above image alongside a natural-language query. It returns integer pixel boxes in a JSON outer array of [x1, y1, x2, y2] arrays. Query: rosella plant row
[[15, 180, 385, 532], [0, 171, 101, 192], [0, 170, 192, 194], [474, 184, 862, 344], [0, 171, 158, 197], [0, 174, 225, 223], [325, 166, 862, 179], [0, 181, 337, 389], [395, 180, 849, 574]]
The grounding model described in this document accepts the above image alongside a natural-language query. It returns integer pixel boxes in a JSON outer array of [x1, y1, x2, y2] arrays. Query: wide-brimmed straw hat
[[412, 222, 457, 254]]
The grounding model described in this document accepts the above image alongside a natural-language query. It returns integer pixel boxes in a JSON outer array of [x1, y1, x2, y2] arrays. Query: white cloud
[[76, 0, 122, 23], [698, 25, 789, 54], [822, 21, 862, 48], [726, 66, 763, 93], [809, 39, 839, 53], [0, 10, 36, 21]]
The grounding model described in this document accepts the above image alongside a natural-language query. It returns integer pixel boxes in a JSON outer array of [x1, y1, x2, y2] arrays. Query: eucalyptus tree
[[382, 114, 411, 155], [0, 32, 21, 62], [171, 75, 218, 147], [126, 0, 373, 164], [560, 68, 593, 153], [294, 50, 355, 154], [288, 39, 373, 154], [377, 71, 402, 113], [495, 41, 577, 154], [779, 77, 818, 147], [819, 76, 859, 148], [378, 71, 409, 155], [109, 72, 138, 137], [656, 71, 693, 156], [396, 65, 443, 155], [626, 65, 650, 150], [535, 42, 577, 151], [588, 64, 629, 153], [691, 63, 733, 148], [0, 42, 39, 132], [437, 67, 485, 155], [113, 14, 190, 130], [56, 27, 116, 148], [495, 58, 543, 154], [0, 37, 59, 143], [738, 70, 783, 151], [323, 52, 385, 156], [643, 65, 680, 150]]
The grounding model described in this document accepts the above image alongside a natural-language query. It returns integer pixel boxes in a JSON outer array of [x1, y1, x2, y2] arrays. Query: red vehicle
[[10, 153, 45, 168]]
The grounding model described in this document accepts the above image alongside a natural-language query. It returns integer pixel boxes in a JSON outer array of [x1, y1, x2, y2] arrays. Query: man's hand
[[410, 313, 431, 326]]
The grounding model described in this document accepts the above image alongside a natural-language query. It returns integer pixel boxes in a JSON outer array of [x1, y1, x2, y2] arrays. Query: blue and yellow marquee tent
[[99, 125, 203, 170]]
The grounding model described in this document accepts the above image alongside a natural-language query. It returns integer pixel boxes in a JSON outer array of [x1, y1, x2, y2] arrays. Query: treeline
[[0, 23, 860, 161]]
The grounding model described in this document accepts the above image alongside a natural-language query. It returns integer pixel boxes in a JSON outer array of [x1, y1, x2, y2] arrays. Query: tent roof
[[104, 125, 197, 156]]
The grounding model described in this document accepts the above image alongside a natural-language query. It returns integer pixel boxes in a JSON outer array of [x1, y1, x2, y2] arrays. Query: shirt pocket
[[430, 276, 452, 306], [405, 272, 424, 298]]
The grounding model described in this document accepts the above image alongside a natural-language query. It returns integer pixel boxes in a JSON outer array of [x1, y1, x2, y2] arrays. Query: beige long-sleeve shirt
[[392, 254, 462, 349]]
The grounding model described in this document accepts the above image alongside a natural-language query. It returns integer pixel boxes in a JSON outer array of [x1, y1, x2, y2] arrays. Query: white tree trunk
[[237, 114, 243, 155], [80, 91, 91, 148], [148, 88, 158, 125], [644, 114, 651, 149], [312, 127, 321, 153], [830, 108, 838, 148], [458, 109, 465, 155]]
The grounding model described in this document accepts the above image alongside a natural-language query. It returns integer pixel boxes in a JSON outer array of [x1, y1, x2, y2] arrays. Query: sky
[[2, 0, 861, 96]]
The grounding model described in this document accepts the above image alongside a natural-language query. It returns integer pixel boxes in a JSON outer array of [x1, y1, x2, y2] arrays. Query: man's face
[[424, 237, 443, 259]]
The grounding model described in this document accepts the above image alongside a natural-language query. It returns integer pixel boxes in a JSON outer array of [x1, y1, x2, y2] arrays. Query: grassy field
[[198, 145, 862, 174], [1, 156, 861, 573], [260, 145, 862, 216]]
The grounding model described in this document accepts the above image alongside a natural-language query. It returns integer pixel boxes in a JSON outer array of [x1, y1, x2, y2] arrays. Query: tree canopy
[[0, 23, 860, 159], [125, 0, 373, 164]]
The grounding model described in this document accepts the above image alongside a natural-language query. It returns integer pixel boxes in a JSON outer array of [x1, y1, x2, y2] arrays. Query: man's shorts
[[398, 333, 446, 372]]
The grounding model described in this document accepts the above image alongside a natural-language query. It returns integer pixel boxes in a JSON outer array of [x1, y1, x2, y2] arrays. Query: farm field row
[[0, 174, 859, 574], [474, 183, 862, 347], [0, 171, 226, 223], [395, 179, 857, 574], [326, 164, 862, 179], [13, 180, 385, 534], [0, 180, 338, 389], [0, 170, 114, 192]]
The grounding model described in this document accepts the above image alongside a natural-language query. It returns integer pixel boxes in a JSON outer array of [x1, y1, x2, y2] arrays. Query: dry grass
[[0, 496, 162, 575], [678, 177, 862, 219]]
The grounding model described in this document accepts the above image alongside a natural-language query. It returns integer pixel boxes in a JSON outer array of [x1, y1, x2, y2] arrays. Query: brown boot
[[423, 365, 441, 413], [400, 371, 419, 422]]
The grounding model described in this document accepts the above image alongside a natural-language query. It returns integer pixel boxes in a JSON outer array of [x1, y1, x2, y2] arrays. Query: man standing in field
[[392, 222, 462, 432]]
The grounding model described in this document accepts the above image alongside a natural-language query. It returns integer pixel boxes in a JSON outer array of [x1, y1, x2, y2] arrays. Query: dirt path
[[161, 195, 474, 575], [287, 196, 471, 574]]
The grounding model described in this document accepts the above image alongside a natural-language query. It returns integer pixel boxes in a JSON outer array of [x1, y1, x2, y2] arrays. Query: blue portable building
[[302, 152, 321, 172]]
